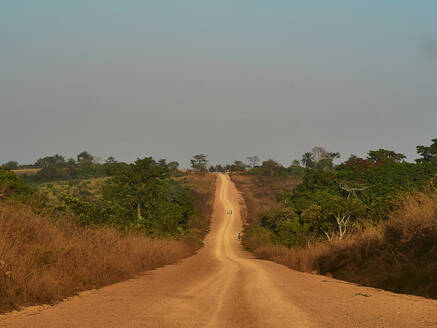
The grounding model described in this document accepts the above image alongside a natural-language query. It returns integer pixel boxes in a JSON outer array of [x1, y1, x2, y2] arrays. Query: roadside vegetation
[[231, 139, 437, 299], [0, 154, 215, 313]]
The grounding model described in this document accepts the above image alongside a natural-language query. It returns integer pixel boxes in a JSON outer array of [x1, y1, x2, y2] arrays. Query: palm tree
[[301, 152, 314, 168]]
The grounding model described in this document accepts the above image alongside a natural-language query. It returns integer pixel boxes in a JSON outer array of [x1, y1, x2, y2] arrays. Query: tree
[[34, 154, 65, 168], [168, 161, 179, 171], [168, 161, 180, 176], [301, 152, 314, 168], [66, 158, 76, 167], [291, 159, 300, 167], [315, 152, 339, 171], [77, 151, 93, 164], [2, 161, 18, 170], [416, 139, 437, 163], [105, 156, 117, 164], [308, 147, 340, 170], [312, 147, 329, 163], [191, 154, 208, 173], [209, 164, 225, 172], [367, 149, 406, 163], [262, 159, 281, 176], [247, 156, 260, 168], [229, 160, 246, 172], [347, 154, 358, 162]]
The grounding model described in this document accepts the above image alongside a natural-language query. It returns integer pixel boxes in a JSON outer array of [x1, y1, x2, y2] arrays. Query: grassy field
[[37, 177, 108, 203], [11, 168, 41, 176]]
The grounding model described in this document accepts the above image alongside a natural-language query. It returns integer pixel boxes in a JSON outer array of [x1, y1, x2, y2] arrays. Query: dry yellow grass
[[11, 169, 41, 176], [0, 203, 196, 313]]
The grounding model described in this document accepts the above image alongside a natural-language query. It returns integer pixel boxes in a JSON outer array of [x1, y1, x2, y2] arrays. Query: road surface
[[1, 173, 436, 327]]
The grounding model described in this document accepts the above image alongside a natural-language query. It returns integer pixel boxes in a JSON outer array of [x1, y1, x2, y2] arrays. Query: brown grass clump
[[252, 192, 437, 299], [254, 244, 330, 273], [0, 203, 195, 313]]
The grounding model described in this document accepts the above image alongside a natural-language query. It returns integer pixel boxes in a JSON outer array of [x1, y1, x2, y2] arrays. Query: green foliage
[[21, 152, 128, 183], [77, 151, 93, 164], [246, 141, 437, 249], [34, 154, 66, 168], [1, 161, 18, 170], [59, 157, 194, 237], [301, 152, 314, 168], [0, 169, 33, 200], [228, 160, 247, 172], [416, 139, 437, 163], [38, 178, 106, 203], [367, 148, 406, 163]]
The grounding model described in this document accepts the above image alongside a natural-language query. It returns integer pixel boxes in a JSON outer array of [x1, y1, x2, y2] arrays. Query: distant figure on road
[[237, 231, 241, 240]]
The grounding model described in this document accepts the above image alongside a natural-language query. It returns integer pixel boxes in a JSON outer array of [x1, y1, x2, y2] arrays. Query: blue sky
[[1, 1, 436, 166]]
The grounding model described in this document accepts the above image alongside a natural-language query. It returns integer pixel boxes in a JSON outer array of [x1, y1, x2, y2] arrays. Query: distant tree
[[214, 164, 226, 172], [2, 161, 19, 170], [292, 159, 301, 167], [92, 156, 102, 164], [315, 151, 340, 170], [77, 151, 93, 164], [347, 154, 358, 162], [329, 152, 341, 160], [367, 149, 406, 163], [301, 147, 340, 170], [34, 154, 65, 168], [247, 156, 260, 168], [168, 161, 179, 171], [157, 159, 167, 168], [168, 161, 180, 176], [105, 156, 117, 164], [312, 147, 329, 164], [191, 154, 208, 173], [416, 139, 437, 163], [230, 160, 246, 172], [67, 158, 76, 166], [301, 152, 314, 168], [262, 159, 281, 176]]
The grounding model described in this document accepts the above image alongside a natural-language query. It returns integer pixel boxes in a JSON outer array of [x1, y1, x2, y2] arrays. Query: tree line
[[238, 139, 437, 248]]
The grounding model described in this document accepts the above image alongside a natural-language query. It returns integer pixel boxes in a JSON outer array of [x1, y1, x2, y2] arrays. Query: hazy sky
[[1, 1, 436, 167]]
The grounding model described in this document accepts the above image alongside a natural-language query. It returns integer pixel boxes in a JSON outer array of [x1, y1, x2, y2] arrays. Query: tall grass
[[253, 192, 437, 298], [0, 203, 195, 313]]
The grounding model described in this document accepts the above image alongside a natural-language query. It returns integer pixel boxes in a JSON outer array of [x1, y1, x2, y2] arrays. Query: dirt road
[[1, 173, 436, 327]]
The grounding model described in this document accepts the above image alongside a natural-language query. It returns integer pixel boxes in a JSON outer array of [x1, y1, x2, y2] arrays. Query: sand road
[[1, 173, 436, 327]]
